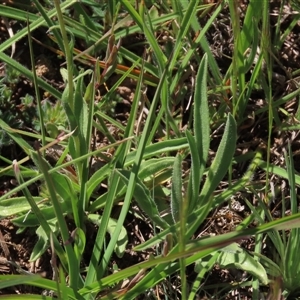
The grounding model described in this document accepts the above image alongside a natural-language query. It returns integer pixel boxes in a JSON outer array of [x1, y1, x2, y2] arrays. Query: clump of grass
[[0, 1, 300, 299]]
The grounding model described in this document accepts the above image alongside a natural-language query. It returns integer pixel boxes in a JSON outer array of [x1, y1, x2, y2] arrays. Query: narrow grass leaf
[[170, 3, 223, 93], [242, 17, 259, 73], [72, 71, 93, 222], [0, 275, 41, 290], [88, 214, 128, 259], [12, 159, 68, 270], [79, 211, 300, 296], [85, 59, 146, 286], [114, 58, 145, 164], [0, 295, 54, 300], [0, 1, 75, 54], [96, 62, 170, 287], [171, 154, 188, 297], [0, 119, 33, 155], [283, 143, 300, 293], [0, 5, 37, 21], [27, 21, 46, 149], [171, 154, 183, 224], [0, 197, 43, 217], [186, 130, 201, 211], [189, 252, 219, 300], [0, 138, 132, 202], [125, 137, 189, 165], [33, 151, 79, 289], [168, 0, 200, 71], [87, 163, 112, 200], [84, 171, 121, 286], [0, 275, 82, 299], [32, 0, 64, 51], [0, 53, 62, 100], [142, 4, 167, 71]]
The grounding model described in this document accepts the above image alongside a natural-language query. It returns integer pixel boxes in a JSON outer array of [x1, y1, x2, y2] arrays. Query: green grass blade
[[84, 171, 121, 287], [168, 0, 199, 71], [80, 212, 300, 296], [170, 3, 224, 93], [32, 0, 64, 51], [12, 159, 68, 272], [0, 2, 76, 54], [27, 21, 46, 149], [32, 151, 79, 290], [185, 130, 201, 209], [0, 274, 82, 299], [283, 143, 300, 294], [118, 169, 170, 229], [0, 51, 61, 99], [171, 154, 183, 224]]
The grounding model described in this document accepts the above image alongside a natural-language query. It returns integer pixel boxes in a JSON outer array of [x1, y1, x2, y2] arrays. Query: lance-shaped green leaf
[[187, 54, 210, 211], [218, 243, 268, 285], [198, 113, 237, 208], [193, 54, 210, 172]]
